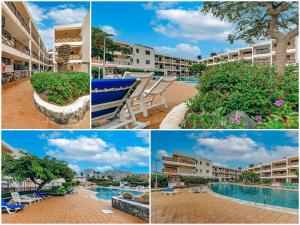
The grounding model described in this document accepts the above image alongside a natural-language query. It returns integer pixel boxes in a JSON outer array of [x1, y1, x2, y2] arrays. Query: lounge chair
[[91, 78, 149, 129], [141, 76, 176, 117], [122, 72, 153, 117], [10, 192, 36, 205], [34, 191, 52, 199], [2, 199, 25, 214]]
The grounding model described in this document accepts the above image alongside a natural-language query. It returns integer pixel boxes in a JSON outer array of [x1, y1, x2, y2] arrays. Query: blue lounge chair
[[91, 78, 149, 129], [2, 199, 25, 214], [34, 191, 52, 199]]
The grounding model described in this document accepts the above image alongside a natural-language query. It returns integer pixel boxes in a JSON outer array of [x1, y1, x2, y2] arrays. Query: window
[[136, 59, 139, 64], [146, 60, 150, 64], [206, 170, 209, 173], [136, 48, 139, 53], [200, 169, 202, 173], [145, 50, 151, 55], [199, 161, 202, 165], [206, 162, 210, 166], [2, 57, 11, 65]]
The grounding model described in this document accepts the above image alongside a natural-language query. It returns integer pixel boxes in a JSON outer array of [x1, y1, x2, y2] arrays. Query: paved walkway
[[136, 81, 197, 129], [2, 79, 90, 129], [151, 188, 298, 224], [2, 188, 145, 224]]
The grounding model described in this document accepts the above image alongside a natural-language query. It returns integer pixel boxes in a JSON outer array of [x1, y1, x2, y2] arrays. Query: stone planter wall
[[34, 92, 90, 124], [112, 197, 149, 222]]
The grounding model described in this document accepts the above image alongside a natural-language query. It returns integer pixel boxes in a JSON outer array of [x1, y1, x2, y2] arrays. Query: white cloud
[[46, 137, 149, 168], [285, 131, 299, 143], [213, 162, 229, 168], [153, 8, 233, 42], [96, 166, 113, 172], [38, 131, 62, 140], [136, 130, 150, 144], [39, 28, 54, 49], [47, 7, 88, 25], [27, 3, 48, 25], [155, 43, 200, 60], [156, 150, 169, 159], [101, 25, 118, 36], [68, 163, 80, 174], [188, 131, 214, 139], [143, 2, 178, 10]]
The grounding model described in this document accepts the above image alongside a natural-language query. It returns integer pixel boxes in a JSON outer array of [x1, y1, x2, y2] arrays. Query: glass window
[[146, 60, 150, 64], [145, 50, 151, 55]]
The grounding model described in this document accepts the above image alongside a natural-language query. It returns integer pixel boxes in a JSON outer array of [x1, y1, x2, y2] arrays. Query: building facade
[[199, 38, 297, 67], [1, 1, 51, 85], [212, 165, 241, 182], [246, 155, 299, 184], [53, 12, 90, 73]]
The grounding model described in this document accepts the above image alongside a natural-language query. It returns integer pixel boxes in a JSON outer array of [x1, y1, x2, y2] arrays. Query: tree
[[238, 166, 242, 170], [295, 168, 299, 178], [239, 171, 260, 183], [92, 27, 132, 61], [196, 55, 202, 60], [202, 1, 299, 74], [210, 52, 217, 57], [2, 154, 75, 191], [189, 64, 207, 76], [56, 44, 71, 73], [249, 164, 255, 168]]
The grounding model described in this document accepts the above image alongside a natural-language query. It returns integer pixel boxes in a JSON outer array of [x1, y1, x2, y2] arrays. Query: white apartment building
[[132, 44, 155, 70], [1, 141, 65, 193], [212, 165, 241, 182], [74, 168, 101, 183], [53, 12, 90, 73], [246, 155, 299, 184], [199, 38, 297, 67], [1, 1, 51, 85]]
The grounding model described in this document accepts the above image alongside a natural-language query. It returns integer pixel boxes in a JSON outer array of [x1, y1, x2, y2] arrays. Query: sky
[[151, 130, 299, 172], [2, 130, 150, 174], [26, 1, 90, 49], [92, 1, 247, 60]]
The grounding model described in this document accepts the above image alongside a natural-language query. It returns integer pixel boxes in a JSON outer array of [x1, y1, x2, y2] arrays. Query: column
[[29, 39, 32, 75]]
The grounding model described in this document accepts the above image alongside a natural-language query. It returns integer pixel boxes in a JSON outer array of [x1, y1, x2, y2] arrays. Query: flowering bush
[[184, 62, 298, 129]]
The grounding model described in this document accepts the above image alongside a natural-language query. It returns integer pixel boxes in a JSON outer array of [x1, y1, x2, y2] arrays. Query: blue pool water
[[209, 184, 299, 209], [94, 187, 142, 201], [176, 77, 198, 84]]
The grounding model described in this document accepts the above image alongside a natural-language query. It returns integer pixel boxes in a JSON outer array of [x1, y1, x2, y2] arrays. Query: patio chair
[[141, 76, 176, 117], [91, 78, 149, 129], [122, 72, 153, 117], [11, 192, 36, 205], [34, 191, 52, 199], [2, 199, 25, 214]]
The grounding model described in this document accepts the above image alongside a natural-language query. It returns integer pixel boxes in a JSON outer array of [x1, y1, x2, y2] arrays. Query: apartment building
[[75, 168, 102, 183], [199, 38, 297, 67], [155, 54, 198, 76], [53, 12, 90, 73], [1, 1, 51, 85], [246, 155, 299, 184], [132, 44, 155, 70], [1, 141, 65, 193], [212, 165, 242, 182]]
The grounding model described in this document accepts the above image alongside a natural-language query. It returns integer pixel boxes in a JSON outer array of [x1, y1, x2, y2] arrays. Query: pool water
[[176, 77, 198, 84], [94, 187, 142, 201], [209, 184, 299, 209]]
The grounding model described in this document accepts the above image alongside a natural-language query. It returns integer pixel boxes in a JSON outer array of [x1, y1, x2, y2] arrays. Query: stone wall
[[112, 197, 149, 222]]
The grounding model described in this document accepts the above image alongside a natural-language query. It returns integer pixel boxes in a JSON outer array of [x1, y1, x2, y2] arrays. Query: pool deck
[[151, 188, 298, 224], [2, 78, 90, 129], [136, 81, 197, 129], [2, 187, 145, 224]]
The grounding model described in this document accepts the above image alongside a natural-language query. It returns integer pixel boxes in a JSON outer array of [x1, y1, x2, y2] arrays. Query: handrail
[[5, 2, 30, 34], [2, 28, 30, 55]]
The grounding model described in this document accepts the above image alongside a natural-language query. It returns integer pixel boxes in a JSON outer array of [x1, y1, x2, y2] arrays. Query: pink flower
[[275, 99, 284, 106], [235, 113, 242, 118], [198, 111, 204, 116], [211, 111, 216, 116], [233, 118, 241, 124], [220, 121, 227, 126], [255, 115, 261, 120]]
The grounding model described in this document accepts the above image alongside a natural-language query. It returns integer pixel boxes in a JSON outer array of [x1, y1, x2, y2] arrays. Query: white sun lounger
[[142, 76, 176, 117], [11, 192, 37, 205]]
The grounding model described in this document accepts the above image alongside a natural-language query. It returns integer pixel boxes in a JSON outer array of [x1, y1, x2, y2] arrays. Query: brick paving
[[2, 79, 90, 129], [2, 188, 145, 224], [151, 188, 298, 224], [136, 81, 197, 129]]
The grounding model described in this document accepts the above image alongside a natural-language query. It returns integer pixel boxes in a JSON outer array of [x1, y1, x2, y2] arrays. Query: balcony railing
[[5, 2, 30, 34], [254, 49, 271, 55], [241, 52, 252, 57], [2, 71, 30, 85], [31, 51, 39, 60], [69, 54, 82, 60], [31, 33, 39, 46], [2, 28, 30, 55], [55, 36, 82, 43]]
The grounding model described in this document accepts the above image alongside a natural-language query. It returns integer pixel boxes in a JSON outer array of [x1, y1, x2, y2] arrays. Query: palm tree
[[196, 55, 202, 60], [56, 44, 71, 73], [210, 52, 217, 57]]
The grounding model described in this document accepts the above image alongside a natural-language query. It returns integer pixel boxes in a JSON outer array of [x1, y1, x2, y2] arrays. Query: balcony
[[254, 48, 271, 55], [56, 37, 82, 43], [69, 54, 82, 60], [31, 33, 39, 46], [2, 28, 30, 55], [162, 156, 196, 166], [5, 2, 30, 34], [241, 52, 252, 57], [31, 51, 39, 60]]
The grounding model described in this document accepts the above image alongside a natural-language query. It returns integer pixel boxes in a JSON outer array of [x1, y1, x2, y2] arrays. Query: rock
[[160, 103, 187, 129], [225, 111, 256, 129]]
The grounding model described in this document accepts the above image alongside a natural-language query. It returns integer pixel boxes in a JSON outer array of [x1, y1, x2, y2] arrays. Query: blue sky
[[151, 131, 299, 172], [2, 130, 149, 174], [26, 1, 90, 49], [92, 1, 247, 60]]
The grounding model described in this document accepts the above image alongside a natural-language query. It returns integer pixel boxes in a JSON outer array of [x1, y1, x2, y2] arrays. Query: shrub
[[184, 62, 298, 128], [92, 66, 102, 79], [260, 178, 272, 185], [151, 173, 168, 188], [181, 176, 209, 186], [139, 192, 149, 204], [122, 192, 133, 200], [31, 72, 90, 105]]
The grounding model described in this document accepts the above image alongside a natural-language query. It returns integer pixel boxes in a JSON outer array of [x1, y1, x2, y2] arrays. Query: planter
[[34, 92, 90, 124], [112, 196, 149, 222], [160, 103, 187, 129]]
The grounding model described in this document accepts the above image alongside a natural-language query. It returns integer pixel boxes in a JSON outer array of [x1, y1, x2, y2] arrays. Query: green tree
[[196, 55, 202, 60], [56, 44, 71, 73], [239, 171, 260, 183], [151, 173, 168, 188], [2, 154, 75, 191], [91, 27, 132, 61], [202, 1, 299, 74], [295, 168, 299, 178], [189, 64, 207, 76], [210, 52, 217, 57]]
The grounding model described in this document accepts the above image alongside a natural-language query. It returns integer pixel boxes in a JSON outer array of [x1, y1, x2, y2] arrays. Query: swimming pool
[[209, 184, 299, 209], [176, 77, 198, 84], [94, 187, 142, 201]]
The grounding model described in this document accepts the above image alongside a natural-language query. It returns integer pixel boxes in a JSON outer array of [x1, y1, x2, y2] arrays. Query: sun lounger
[[142, 76, 176, 116], [10, 192, 36, 205], [122, 72, 153, 116], [34, 191, 52, 199], [2, 199, 25, 214], [91, 78, 149, 129]]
